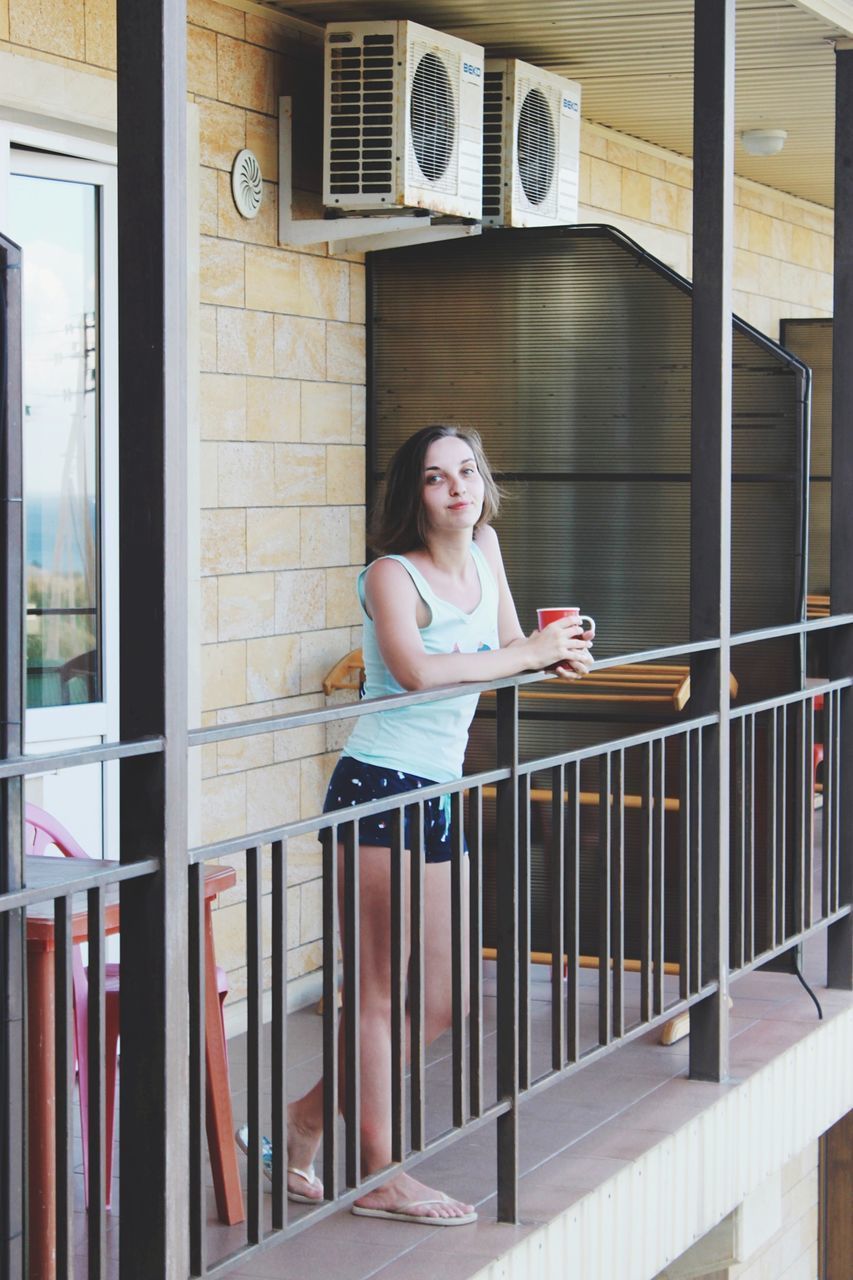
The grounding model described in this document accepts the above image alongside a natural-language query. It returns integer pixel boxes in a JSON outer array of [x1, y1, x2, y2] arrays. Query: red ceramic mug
[[536, 606, 596, 638]]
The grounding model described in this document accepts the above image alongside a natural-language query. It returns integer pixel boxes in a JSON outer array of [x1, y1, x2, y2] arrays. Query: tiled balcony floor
[[65, 922, 851, 1280]]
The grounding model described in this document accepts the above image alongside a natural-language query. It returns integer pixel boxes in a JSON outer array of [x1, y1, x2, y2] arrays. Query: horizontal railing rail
[[729, 613, 853, 645], [187, 638, 727, 749], [0, 855, 159, 915], [0, 734, 163, 780]]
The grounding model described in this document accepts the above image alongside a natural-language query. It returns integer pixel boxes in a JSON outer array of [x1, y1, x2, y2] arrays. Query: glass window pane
[[9, 168, 102, 708]]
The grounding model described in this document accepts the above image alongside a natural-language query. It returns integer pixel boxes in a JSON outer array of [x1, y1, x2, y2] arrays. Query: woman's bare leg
[[351, 850, 472, 1219], [288, 845, 473, 1219]]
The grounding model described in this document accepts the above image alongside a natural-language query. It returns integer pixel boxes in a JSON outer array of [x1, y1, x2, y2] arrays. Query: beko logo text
[[563, 97, 579, 112], [463, 62, 482, 77]]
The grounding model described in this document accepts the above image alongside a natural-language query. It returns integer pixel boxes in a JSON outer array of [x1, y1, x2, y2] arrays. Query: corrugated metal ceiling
[[265, 0, 850, 207]]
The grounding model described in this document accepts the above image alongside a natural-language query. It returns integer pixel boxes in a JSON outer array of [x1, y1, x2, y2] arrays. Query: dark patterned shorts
[[321, 755, 465, 864]]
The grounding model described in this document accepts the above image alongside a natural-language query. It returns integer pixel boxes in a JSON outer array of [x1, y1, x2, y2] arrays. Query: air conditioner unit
[[483, 59, 581, 228], [324, 20, 484, 219]]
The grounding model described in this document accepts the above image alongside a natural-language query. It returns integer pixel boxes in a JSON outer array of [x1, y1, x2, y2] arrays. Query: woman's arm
[[475, 524, 593, 681], [366, 541, 592, 691]]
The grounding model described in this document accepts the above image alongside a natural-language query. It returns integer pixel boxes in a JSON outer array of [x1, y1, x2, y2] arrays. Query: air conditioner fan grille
[[517, 86, 555, 206], [409, 51, 455, 183]]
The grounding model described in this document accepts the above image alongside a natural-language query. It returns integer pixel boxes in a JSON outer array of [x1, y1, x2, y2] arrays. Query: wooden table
[[25, 859, 244, 1280]]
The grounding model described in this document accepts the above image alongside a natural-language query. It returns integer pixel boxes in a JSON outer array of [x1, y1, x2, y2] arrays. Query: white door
[[0, 138, 118, 857]]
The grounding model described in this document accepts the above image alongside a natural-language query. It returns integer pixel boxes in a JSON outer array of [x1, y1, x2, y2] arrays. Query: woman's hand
[[525, 618, 594, 680]]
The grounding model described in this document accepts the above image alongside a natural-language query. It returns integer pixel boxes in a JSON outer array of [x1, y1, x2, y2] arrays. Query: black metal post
[[0, 232, 25, 1280], [495, 686, 519, 1222], [689, 0, 734, 1081], [828, 42, 853, 990], [116, 2, 190, 1275]]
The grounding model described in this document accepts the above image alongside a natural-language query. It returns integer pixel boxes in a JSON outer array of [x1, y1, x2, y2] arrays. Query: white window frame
[[0, 121, 119, 852]]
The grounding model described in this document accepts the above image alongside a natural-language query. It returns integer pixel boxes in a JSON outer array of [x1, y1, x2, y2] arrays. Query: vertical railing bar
[[495, 684, 520, 1223], [822, 694, 833, 919], [450, 790, 466, 1128], [778, 705, 788, 945], [611, 750, 625, 1039], [390, 808, 405, 1165], [598, 753, 611, 1047], [566, 762, 580, 1064], [343, 821, 360, 1190], [678, 732, 690, 1000], [518, 774, 531, 1091], [410, 803, 426, 1152], [271, 839, 288, 1229], [731, 716, 745, 970], [691, 730, 702, 992], [188, 863, 206, 1274], [246, 846, 263, 1246], [793, 702, 806, 937], [640, 742, 653, 1021], [550, 764, 566, 1071], [806, 697, 816, 929], [829, 691, 835, 911], [767, 709, 778, 949], [746, 715, 756, 961], [87, 886, 106, 1280], [469, 787, 484, 1119], [322, 824, 339, 1200], [54, 896, 75, 1280], [653, 738, 666, 1017]]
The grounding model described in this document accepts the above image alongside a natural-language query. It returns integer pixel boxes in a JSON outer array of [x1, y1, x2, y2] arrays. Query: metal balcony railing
[[181, 622, 853, 1278], [0, 624, 850, 1276]]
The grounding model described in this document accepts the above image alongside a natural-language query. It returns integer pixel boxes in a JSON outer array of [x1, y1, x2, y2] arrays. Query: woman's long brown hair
[[370, 425, 501, 555]]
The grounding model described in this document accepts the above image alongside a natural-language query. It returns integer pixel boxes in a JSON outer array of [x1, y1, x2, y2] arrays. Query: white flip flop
[[234, 1125, 323, 1204], [286, 1163, 323, 1204], [351, 1192, 477, 1226]]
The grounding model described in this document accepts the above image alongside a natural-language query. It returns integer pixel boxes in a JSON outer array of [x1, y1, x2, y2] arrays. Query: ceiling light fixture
[[740, 128, 788, 157]]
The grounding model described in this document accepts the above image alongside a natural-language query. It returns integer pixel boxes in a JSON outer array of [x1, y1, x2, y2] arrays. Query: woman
[[258, 426, 593, 1224]]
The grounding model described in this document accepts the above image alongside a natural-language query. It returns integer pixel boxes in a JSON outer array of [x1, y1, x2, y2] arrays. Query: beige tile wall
[[579, 122, 833, 341], [187, 3, 364, 1000], [1, 0, 835, 1006], [1, 0, 115, 71]]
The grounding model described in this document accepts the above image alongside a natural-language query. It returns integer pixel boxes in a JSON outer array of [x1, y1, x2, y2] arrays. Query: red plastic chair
[[813, 693, 825, 791], [24, 803, 229, 1209]]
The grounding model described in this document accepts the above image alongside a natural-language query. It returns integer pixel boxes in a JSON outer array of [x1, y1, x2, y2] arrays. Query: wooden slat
[[807, 593, 831, 618], [480, 946, 680, 975], [481, 784, 680, 812]]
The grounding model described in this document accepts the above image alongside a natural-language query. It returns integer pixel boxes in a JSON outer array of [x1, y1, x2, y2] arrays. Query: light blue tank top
[[343, 541, 500, 783]]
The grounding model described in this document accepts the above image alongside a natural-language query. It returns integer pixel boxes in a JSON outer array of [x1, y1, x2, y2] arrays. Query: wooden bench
[[807, 593, 830, 618]]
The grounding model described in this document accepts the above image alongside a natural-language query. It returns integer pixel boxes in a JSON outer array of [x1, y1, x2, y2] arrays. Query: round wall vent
[[517, 88, 556, 206], [231, 149, 264, 219], [410, 52, 455, 183]]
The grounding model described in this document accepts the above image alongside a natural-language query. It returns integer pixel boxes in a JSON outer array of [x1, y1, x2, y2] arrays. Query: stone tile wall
[[186, 1, 365, 1002], [579, 121, 833, 341]]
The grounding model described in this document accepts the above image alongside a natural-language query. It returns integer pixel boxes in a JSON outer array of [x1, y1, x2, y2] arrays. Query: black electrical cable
[[792, 954, 823, 1020]]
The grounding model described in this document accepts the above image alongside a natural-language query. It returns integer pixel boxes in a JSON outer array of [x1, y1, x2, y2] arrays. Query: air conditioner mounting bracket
[[278, 97, 481, 251]]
